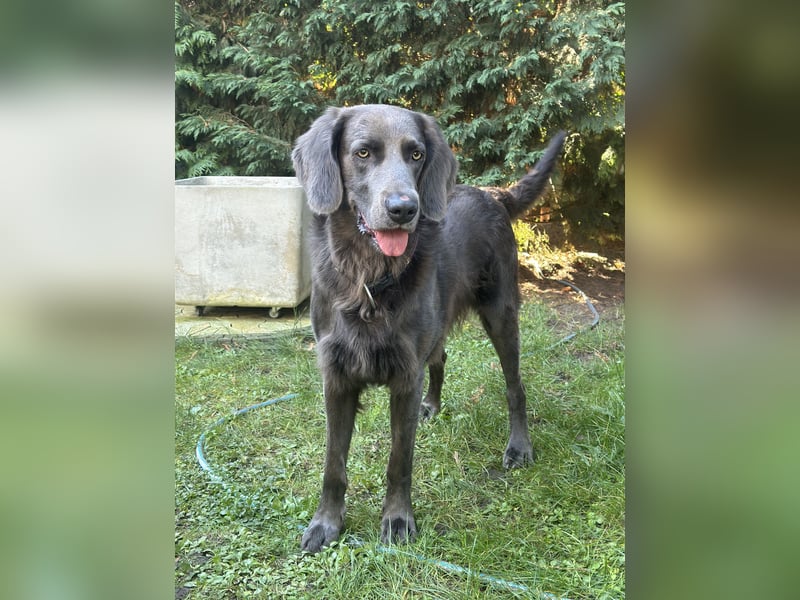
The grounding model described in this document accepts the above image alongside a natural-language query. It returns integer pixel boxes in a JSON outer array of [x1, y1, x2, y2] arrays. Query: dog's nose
[[385, 193, 418, 225]]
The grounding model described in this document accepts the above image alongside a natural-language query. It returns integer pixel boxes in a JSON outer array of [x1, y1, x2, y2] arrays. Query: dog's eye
[[356, 148, 370, 159], [411, 150, 424, 161]]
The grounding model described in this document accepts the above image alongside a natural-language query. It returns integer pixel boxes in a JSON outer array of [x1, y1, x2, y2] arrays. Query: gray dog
[[291, 104, 565, 552]]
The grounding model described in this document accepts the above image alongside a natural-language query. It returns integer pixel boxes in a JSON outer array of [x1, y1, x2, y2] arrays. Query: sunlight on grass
[[176, 301, 624, 599]]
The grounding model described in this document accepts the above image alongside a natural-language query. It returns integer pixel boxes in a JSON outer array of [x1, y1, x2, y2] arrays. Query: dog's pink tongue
[[374, 230, 409, 257]]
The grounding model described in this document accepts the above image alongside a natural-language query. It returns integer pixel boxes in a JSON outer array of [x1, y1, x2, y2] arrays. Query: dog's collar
[[363, 274, 395, 310], [367, 272, 397, 295]]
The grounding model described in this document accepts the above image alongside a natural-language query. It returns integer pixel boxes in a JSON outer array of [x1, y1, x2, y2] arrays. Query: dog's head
[[292, 105, 458, 257]]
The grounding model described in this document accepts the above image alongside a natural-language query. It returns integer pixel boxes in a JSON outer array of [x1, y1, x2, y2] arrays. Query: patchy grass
[[175, 300, 624, 599]]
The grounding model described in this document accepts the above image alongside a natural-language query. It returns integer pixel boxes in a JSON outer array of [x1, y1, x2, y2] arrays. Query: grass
[[175, 300, 625, 599]]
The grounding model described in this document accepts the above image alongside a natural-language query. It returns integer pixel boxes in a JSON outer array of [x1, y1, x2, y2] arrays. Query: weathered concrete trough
[[175, 176, 311, 317]]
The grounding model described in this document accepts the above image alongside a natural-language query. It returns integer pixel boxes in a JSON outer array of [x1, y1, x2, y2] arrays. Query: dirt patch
[[518, 242, 625, 328]]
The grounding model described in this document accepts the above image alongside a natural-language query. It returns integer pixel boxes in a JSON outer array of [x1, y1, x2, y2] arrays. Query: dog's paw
[[380, 513, 417, 545], [419, 398, 440, 421], [301, 518, 342, 553], [503, 443, 536, 469]]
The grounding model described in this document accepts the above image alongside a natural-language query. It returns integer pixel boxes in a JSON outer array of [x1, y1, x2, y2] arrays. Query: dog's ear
[[415, 113, 458, 221], [292, 107, 346, 215]]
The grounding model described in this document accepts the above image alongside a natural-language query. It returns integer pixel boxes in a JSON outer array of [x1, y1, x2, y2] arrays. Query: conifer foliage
[[175, 1, 624, 241]]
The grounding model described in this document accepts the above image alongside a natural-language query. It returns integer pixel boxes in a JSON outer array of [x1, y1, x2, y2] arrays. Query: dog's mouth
[[357, 213, 409, 257]]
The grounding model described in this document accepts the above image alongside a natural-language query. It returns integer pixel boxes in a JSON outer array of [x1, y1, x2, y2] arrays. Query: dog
[[291, 104, 565, 553]]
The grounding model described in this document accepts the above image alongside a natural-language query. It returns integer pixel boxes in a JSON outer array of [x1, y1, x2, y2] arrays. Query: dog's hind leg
[[478, 301, 535, 468], [301, 380, 361, 553], [421, 345, 446, 419]]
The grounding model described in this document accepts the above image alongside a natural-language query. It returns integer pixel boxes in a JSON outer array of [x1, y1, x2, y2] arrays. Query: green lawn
[[175, 300, 624, 599]]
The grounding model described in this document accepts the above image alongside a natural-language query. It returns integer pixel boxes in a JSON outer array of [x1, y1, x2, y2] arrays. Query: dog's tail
[[499, 130, 567, 222]]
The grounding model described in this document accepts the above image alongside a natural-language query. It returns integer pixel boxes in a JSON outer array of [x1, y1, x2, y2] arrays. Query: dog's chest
[[317, 315, 420, 384]]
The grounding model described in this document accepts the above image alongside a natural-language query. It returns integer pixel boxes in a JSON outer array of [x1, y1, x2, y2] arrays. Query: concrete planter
[[175, 176, 311, 317]]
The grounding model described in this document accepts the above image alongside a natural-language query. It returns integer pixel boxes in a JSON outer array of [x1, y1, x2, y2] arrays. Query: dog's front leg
[[381, 373, 424, 545], [301, 381, 360, 553]]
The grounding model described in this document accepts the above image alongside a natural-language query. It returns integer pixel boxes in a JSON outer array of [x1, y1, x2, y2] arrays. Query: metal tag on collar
[[362, 283, 377, 310]]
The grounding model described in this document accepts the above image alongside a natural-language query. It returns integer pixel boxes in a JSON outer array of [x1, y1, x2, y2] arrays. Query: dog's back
[[436, 128, 566, 329], [435, 185, 521, 329]]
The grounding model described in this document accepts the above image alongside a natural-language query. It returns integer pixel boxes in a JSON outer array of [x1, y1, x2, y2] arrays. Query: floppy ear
[[415, 112, 458, 221], [291, 107, 346, 215]]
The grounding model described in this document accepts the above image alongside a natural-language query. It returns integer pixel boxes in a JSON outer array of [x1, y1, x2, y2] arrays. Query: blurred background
[[627, 1, 800, 598], [0, 3, 174, 600]]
